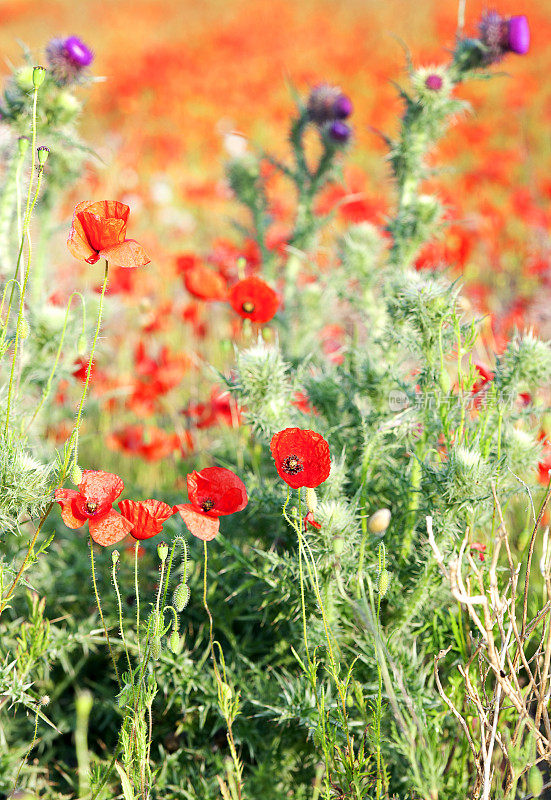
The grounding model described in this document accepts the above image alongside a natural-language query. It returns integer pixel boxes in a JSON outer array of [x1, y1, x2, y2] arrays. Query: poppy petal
[[173, 503, 220, 541], [55, 488, 85, 529], [79, 470, 125, 507], [89, 509, 134, 546], [100, 239, 151, 269]]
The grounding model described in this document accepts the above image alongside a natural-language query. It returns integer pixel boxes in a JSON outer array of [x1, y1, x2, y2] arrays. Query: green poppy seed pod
[[77, 333, 87, 356], [305, 488, 318, 514], [32, 66, 46, 89], [111, 550, 119, 565], [169, 629, 181, 654], [150, 636, 161, 660], [333, 535, 345, 556], [71, 464, 83, 484], [173, 583, 190, 612], [15, 66, 35, 92], [17, 136, 30, 157], [368, 508, 391, 535], [37, 146, 50, 165], [378, 569, 390, 597], [17, 315, 30, 339], [157, 542, 169, 562]]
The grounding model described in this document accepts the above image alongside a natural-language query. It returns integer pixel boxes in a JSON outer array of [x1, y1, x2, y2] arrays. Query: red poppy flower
[[270, 428, 331, 488], [118, 499, 174, 540], [55, 470, 133, 546], [67, 200, 150, 268], [470, 542, 486, 562], [228, 276, 280, 323], [182, 262, 227, 300], [173, 466, 248, 541]]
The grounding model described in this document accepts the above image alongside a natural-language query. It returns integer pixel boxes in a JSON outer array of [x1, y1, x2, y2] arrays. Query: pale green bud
[[150, 636, 161, 660], [378, 569, 390, 597], [71, 464, 83, 485], [17, 315, 30, 340], [17, 136, 30, 158], [368, 509, 391, 535], [111, 550, 119, 565], [305, 488, 318, 514], [173, 583, 190, 613], [333, 536, 345, 556], [157, 542, 169, 562], [169, 629, 181, 654], [528, 767, 544, 797], [37, 146, 50, 165], [77, 333, 87, 356]]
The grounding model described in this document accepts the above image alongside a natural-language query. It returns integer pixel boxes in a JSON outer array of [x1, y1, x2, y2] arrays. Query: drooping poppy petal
[[119, 499, 174, 540], [173, 503, 220, 541], [186, 466, 248, 517], [228, 276, 280, 323], [55, 488, 86, 529], [270, 428, 331, 488], [67, 200, 147, 269], [89, 509, 134, 547], [100, 239, 151, 269]]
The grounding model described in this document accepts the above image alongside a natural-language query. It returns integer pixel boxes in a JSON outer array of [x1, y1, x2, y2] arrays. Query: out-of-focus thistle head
[[478, 11, 530, 64], [46, 35, 94, 85], [453, 13, 529, 74], [307, 84, 352, 125]]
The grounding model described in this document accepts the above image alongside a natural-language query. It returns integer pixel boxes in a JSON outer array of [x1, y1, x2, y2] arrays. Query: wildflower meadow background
[[1, 0, 551, 799]]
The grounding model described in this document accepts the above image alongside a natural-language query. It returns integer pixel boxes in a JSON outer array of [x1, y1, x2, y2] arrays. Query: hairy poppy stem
[[89, 537, 121, 688]]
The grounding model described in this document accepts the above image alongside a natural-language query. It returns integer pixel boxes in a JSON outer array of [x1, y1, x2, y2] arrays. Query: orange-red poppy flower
[[228, 276, 280, 323], [118, 499, 174, 540], [55, 470, 132, 546], [67, 200, 150, 268], [182, 262, 227, 301], [270, 428, 331, 488], [173, 466, 248, 541]]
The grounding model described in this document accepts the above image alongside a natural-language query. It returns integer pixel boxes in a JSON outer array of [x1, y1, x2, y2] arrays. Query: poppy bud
[[37, 146, 50, 165], [77, 333, 87, 356], [32, 66, 46, 89], [305, 488, 318, 514], [368, 508, 391, 535], [169, 629, 181, 654], [173, 582, 190, 612], [333, 535, 345, 555], [378, 569, 390, 597], [528, 767, 544, 798], [71, 463, 83, 484], [17, 315, 30, 339], [157, 542, 169, 562], [17, 136, 30, 157], [150, 636, 161, 660]]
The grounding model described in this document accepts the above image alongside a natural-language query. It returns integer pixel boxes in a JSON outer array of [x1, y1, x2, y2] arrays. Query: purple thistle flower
[[425, 74, 443, 91], [478, 11, 530, 64], [307, 84, 353, 126], [333, 93, 353, 119], [64, 36, 94, 67], [328, 120, 351, 144], [46, 35, 94, 85], [508, 15, 530, 55]]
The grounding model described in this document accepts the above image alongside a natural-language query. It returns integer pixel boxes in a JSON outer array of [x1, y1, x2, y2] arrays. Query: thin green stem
[[135, 541, 141, 659], [112, 556, 132, 675], [12, 699, 40, 791], [89, 538, 120, 688]]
